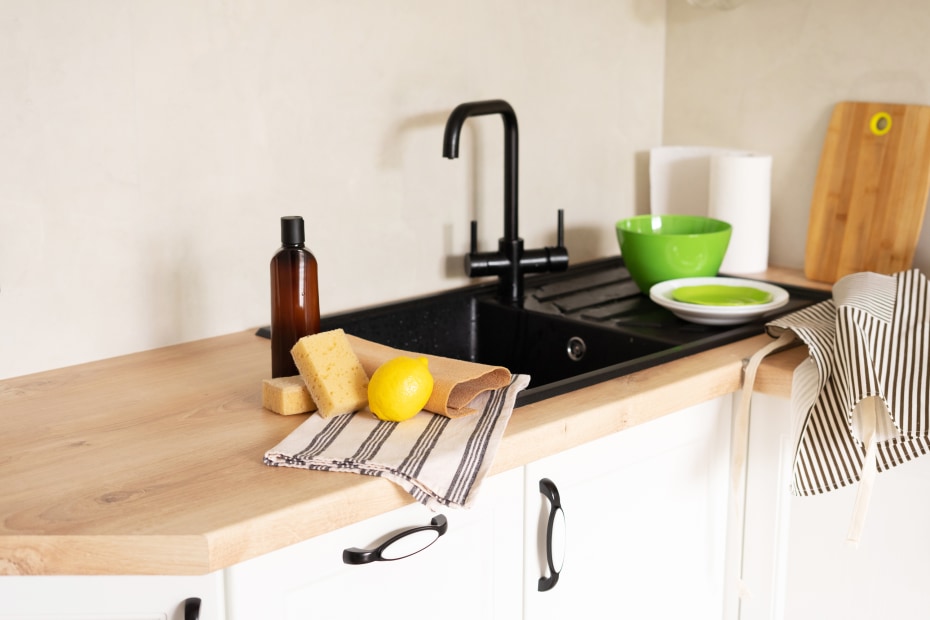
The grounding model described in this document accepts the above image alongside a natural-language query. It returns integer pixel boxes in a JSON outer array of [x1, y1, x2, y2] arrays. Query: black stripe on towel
[[445, 376, 514, 505], [352, 420, 397, 462], [396, 413, 450, 479], [294, 413, 355, 461]]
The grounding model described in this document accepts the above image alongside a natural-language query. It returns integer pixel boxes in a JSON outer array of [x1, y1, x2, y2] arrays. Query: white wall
[[665, 0, 930, 273], [12, 0, 929, 381], [0, 1, 666, 379]]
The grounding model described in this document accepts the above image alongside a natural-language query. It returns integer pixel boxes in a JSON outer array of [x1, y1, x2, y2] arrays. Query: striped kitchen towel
[[739, 269, 930, 544], [264, 374, 529, 510]]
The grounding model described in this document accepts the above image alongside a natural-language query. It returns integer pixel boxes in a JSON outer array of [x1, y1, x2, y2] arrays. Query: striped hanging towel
[[738, 269, 930, 545]]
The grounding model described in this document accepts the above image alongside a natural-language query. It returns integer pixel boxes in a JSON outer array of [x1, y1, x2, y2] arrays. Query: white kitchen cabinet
[[522, 397, 733, 620], [0, 399, 736, 620], [740, 392, 930, 620], [0, 466, 522, 620], [224, 466, 525, 620], [0, 573, 225, 619], [225, 398, 734, 620]]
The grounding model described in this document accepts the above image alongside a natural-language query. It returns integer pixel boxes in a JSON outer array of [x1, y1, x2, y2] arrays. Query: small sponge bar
[[262, 376, 317, 415], [291, 328, 369, 418]]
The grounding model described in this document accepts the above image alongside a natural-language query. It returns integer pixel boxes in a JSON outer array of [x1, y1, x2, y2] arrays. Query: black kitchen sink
[[317, 291, 670, 405], [258, 257, 829, 405]]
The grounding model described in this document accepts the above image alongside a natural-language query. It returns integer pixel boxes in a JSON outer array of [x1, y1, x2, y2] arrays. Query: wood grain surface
[[0, 268, 816, 575], [805, 101, 930, 283]]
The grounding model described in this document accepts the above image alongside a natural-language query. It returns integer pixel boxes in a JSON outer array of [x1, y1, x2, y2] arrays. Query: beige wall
[[0, 1, 666, 379], [665, 0, 930, 272], [10, 0, 929, 380]]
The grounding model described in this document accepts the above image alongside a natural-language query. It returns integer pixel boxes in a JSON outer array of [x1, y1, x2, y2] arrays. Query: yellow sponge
[[291, 329, 369, 418], [262, 376, 317, 415]]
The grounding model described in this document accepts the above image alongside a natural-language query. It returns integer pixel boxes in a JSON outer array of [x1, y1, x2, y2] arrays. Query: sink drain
[[566, 336, 586, 362]]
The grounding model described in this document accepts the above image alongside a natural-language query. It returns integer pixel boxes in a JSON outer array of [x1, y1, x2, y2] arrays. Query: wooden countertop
[[0, 269, 829, 576]]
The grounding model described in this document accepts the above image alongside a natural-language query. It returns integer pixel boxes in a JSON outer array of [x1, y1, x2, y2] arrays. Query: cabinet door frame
[[224, 467, 524, 619], [522, 396, 734, 620], [0, 573, 225, 619]]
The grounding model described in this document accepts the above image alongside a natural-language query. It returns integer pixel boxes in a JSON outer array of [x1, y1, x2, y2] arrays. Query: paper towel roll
[[708, 152, 772, 274]]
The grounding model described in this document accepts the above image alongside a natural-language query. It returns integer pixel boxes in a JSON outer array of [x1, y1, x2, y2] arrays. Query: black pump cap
[[280, 216, 305, 245]]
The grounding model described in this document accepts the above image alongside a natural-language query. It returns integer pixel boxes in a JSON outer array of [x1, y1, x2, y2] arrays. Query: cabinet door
[[523, 397, 733, 620], [225, 467, 524, 620], [0, 573, 225, 619], [741, 392, 930, 620]]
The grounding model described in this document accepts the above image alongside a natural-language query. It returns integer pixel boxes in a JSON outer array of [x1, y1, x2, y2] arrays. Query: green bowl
[[615, 215, 732, 293]]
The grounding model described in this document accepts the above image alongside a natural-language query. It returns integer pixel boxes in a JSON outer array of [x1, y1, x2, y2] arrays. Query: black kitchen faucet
[[442, 99, 569, 305]]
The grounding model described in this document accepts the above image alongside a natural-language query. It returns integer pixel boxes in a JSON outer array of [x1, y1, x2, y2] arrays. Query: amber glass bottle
[[270, 216, 320, 378]]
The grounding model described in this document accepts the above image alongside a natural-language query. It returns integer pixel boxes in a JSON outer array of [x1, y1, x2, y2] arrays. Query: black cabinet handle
[[184, 597, 201, 620], [538, 478, 566, 592], [343, 514, 448, 564]]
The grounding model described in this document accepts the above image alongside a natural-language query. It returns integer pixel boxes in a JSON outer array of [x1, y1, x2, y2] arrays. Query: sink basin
[[318, 290, 668, 405], [265, 257, 828, 405]]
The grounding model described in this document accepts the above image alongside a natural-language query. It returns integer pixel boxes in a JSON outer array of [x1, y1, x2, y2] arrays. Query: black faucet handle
[[518, 209, 569, 275], [549, 208, 569, 272], [470, 220, 479, 253], [544, 209, 569, 272]]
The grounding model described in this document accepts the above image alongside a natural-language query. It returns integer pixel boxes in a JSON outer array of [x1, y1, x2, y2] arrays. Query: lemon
[[368, 356, 434, 422]]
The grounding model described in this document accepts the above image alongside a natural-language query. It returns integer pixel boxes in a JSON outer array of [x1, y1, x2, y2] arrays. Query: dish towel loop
[[731, 329, 798, 600]]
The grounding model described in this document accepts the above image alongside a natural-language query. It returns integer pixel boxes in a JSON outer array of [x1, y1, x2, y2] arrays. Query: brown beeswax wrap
[[345, 334, 512, 418]]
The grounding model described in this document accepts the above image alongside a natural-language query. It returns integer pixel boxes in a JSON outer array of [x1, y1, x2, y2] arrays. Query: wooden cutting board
[[804, 101, 930, 283]]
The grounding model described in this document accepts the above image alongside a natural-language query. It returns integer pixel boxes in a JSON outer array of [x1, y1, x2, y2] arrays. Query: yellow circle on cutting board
[[870, 112, 892, 136]]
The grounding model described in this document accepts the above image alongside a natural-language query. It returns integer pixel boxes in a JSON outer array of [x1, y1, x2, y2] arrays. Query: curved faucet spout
[[442, 99, 519, 242], [442, 99, 568, 305]]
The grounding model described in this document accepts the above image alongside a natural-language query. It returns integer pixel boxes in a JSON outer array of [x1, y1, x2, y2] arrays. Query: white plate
[[649, 277, 790, 325]]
